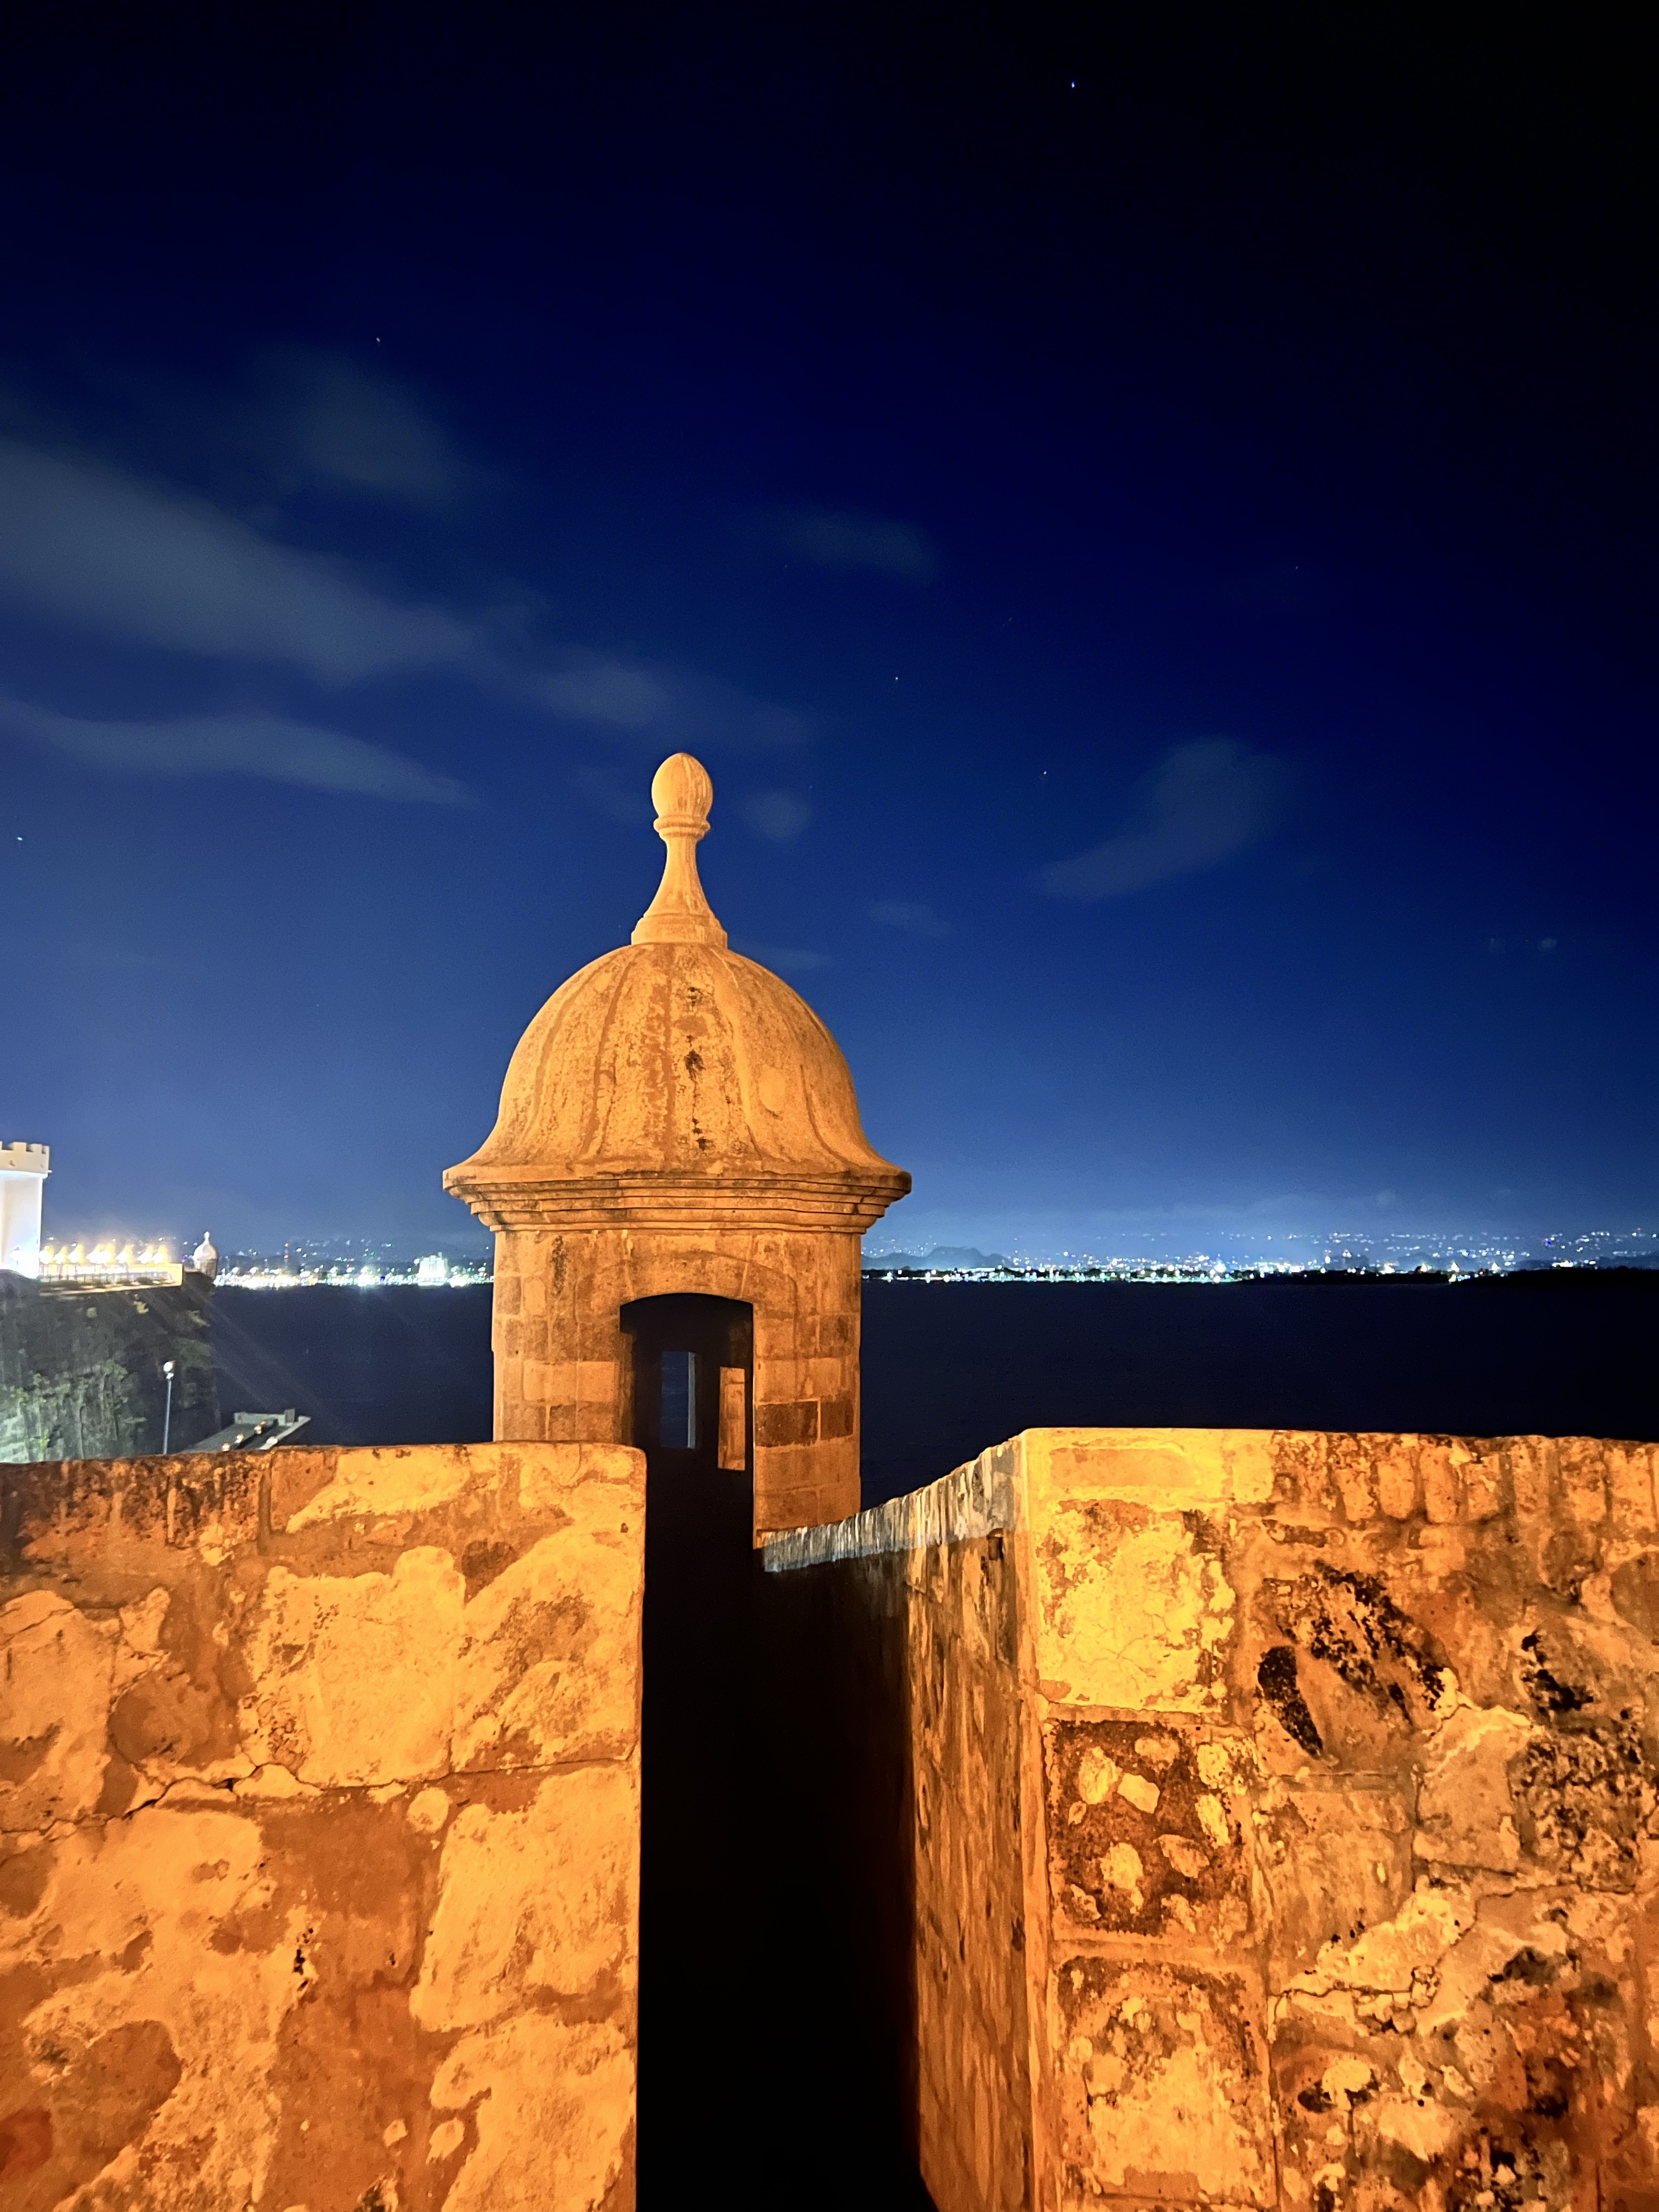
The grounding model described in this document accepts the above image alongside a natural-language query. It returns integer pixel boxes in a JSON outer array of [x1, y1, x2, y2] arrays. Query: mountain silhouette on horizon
[[862, 1246, 1017, 1273]]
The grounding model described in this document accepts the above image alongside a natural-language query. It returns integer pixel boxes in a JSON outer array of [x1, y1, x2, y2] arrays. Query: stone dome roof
[[445, 754, 910, 1233]]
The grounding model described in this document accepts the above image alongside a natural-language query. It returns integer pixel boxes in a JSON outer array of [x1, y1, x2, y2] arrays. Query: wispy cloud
[[1041, 739, 1293, 899], [1, 695, 473, 805], [731, 940, 834, 974], [539, 657, 674, 730], [779, 507, 938, 583], [742, 790, 812, 840], [871, 899, 951, 938], [534, 654, 812, 753], [0, 439, 477, 681], [250, 347, 488, 511], [0, 422, 820, 788]]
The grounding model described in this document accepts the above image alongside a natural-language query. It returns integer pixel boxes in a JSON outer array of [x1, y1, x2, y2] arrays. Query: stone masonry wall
[[492, 1224, 863, 1533], [765, 1426, 1659, 2212], [763, 1459, 1039, 2208], [0, 1440, 643, 2211]]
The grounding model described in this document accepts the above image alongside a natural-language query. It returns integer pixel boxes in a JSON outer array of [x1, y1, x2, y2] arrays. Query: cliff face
[[0, 1273, 219, 1462]]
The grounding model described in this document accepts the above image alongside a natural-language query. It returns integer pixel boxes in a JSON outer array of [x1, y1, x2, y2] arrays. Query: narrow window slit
[[660, 1348, 697, 1448]]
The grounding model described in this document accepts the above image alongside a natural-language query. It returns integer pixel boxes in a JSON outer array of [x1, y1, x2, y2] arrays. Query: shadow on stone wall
[[758, 1556, 933, 2210]]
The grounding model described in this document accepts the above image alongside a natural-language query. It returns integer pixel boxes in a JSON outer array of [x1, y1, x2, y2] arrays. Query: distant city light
[[216, 1254, 492, 1289], [857, 1222, 1658, 1285], [189, 1223, 1659, 1296]]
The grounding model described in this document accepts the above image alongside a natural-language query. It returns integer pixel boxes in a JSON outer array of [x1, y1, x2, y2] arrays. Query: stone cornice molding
[[443, 1164, 910, 1236]]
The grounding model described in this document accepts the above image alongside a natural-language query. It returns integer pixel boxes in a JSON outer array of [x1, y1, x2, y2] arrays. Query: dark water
[[215, 1273, 1659, 1500], [859, 1272, 1659, 1500], [211, 1285, 495, 1446]]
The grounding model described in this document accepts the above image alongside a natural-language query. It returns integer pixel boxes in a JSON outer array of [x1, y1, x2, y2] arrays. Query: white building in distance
[[0, 1141, 49, 1277]]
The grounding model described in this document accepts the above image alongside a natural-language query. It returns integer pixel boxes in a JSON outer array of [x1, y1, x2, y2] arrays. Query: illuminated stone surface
[[0, 1441, 641, 2209], [445, 753, 909, 1534], [765, 1425, 1659, 2210]]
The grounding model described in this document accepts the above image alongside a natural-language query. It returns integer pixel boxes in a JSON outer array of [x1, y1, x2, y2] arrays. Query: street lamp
[[162, 1361, 175, 1454]]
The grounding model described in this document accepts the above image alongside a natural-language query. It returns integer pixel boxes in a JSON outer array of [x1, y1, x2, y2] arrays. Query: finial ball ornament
[[632, 753, 725, 946], [651, 752, 713, 832]]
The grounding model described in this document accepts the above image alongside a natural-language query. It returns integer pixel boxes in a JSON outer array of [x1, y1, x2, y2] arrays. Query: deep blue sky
[[2, 7, 1652, 1259]]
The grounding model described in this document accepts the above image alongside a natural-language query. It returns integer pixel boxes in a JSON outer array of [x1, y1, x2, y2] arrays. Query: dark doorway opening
[[625, 1293, 758, 2197], [627, 1291, 934, 2209]]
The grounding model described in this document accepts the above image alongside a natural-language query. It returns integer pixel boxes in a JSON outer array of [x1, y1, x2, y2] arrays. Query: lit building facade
[[0, 1139, 49, 1276]]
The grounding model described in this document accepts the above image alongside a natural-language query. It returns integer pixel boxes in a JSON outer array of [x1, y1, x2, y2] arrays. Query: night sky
[[2, 9, 1652, 1260]]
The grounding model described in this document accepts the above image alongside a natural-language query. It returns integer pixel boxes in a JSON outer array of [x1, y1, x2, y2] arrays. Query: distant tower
[[445, 753, 911, 1534], [0, 1141, 49, 1277], [191, 1232, 219, 1279]]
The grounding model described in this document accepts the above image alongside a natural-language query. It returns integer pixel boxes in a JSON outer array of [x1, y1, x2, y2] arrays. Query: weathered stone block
[[755, 1397, 817, 1448], [1255, 1781, 1414, 1984], [819, 1392, 855, 1440], [1327, 1435, 1378, 1523], [1374, 1446, 1420, 1519], [0, 1440, 644, 2211], [0, 1590, 119, 1825], [1031, 1496, 1235, 1714], [1046, 1718, 1252, 1944], [1269, 1430, 1333, 1516], [1054, 1955, 1274, 2207], [410, 1764, 637, 2030], [1420, 1438, 1465, 1522]]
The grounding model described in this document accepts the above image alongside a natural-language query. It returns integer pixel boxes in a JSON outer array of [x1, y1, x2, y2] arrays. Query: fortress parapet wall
[[0, 1440, 643, 2209], [764, 1425, 1659, 2211]]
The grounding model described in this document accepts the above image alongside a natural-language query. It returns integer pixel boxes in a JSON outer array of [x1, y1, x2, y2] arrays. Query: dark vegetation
[[2, 1272, 218, 1460]]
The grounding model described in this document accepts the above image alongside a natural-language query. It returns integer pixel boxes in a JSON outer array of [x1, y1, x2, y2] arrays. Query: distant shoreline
[[857, 1263, 1659, 1287], [208, 1272, 1659, 1477]]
